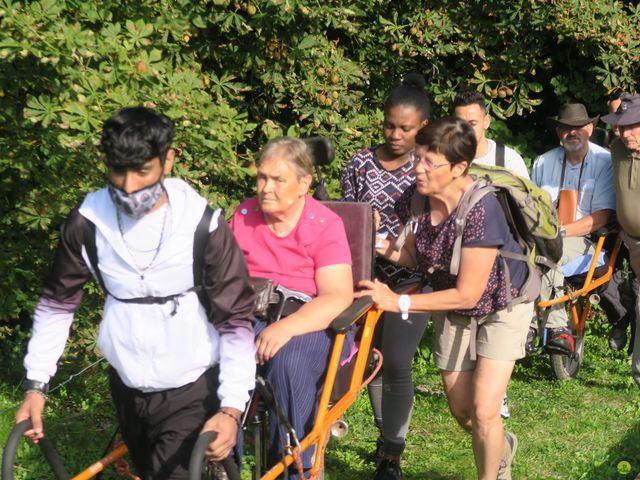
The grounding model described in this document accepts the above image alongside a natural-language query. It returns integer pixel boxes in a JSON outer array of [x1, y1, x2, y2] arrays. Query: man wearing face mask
[[15, 107, 256, 479]]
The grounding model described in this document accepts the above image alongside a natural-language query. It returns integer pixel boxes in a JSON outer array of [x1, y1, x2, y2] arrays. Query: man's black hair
[[384, 73, 432, 121], [452, 90, 487, 113], [100, 107, 175, 169]]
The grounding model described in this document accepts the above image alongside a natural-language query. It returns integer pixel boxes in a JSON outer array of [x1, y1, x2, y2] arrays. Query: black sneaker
[[608, 325, 627, 351], [373, 458, 403, 480]]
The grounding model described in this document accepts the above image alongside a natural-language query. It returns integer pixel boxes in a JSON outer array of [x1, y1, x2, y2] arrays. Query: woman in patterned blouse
[[359, 117, 534, 480], [341, 73, 430, 480]]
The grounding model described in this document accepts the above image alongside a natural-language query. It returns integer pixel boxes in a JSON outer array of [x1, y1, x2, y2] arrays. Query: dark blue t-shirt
[[396, 185, 528, 316]]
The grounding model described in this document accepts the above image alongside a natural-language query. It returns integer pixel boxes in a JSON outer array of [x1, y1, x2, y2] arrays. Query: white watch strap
[[398, 294, 411, 320]]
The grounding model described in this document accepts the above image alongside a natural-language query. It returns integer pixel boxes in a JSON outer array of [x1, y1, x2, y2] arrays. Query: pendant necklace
[[116, 201, 170, 280]]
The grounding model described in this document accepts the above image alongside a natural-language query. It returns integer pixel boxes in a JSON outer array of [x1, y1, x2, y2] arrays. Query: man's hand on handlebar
[[201, 408, 241, 462], [15, 392, 46, 443]]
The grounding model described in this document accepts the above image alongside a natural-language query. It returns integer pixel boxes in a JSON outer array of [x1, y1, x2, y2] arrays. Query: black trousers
[[109, 366, 220, 480], [600, 244, 638, 329]]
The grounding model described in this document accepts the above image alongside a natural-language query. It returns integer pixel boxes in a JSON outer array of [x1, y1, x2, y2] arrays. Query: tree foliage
[[0, 0, 638, 342]]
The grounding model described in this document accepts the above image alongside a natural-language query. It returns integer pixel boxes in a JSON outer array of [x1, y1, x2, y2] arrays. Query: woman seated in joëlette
[[230, 137, 353, 479]]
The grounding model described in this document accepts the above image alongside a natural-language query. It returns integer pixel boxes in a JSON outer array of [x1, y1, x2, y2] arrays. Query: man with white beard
[[527, 103, 617, 355]]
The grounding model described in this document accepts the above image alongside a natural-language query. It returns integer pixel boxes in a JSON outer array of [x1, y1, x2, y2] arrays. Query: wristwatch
[[560, 226, 566, 238], [398, 294, 411, 320], [21, 379, 50, 394]]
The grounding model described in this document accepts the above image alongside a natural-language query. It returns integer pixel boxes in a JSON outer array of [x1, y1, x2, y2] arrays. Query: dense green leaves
[[0, 0, 638, 345]]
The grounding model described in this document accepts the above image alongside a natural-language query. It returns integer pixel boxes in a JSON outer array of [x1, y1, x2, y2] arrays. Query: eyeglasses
[[412, 153, 451, 171]]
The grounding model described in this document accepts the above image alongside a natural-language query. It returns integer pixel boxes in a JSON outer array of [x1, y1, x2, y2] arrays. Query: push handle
[[2, 419, 70, 480]]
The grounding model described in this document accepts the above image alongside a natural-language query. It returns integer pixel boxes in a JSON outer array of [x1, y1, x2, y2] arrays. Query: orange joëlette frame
[[259, 301, 384, 480], [70, 442, 133, 480], [38, 300, 384, 480], [537, 233, 622, 337]]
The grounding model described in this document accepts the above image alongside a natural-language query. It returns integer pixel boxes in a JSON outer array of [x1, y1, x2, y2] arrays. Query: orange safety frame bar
[[537, 233, 622, 337], [260, 302, 384, 479], [49, 301, 384, 480]]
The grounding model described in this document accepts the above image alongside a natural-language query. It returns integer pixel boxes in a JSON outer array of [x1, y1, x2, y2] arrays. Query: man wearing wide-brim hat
[[602, 93, 640, 388], [526, 103, 618, 358]]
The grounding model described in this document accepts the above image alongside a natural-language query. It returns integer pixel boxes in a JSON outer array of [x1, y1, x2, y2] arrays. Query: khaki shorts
[[432, 301, 534, 371]]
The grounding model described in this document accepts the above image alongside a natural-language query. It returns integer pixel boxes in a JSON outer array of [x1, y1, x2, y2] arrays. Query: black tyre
[[189, 431, 241, 480], [2, 419, 70, 480], [550, 326, 586, 380]]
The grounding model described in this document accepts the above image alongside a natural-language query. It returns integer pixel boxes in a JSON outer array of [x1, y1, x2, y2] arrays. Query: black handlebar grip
[[2, 420, 30, 480], [331, 296, 375, 333], [2, 420, 70, 480], [188, 430, 240, 480]]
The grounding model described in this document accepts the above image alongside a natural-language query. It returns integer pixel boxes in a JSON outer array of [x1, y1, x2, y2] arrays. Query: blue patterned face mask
[[108, 179, 165, 219]]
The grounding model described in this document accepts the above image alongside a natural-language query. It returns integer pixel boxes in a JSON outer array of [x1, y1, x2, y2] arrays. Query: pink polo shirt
[[230, 196, 352, 296]]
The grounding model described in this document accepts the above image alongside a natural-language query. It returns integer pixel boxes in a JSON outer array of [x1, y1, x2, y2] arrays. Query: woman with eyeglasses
[[341, 73, 430, 479], [359, 117, 534, 480]]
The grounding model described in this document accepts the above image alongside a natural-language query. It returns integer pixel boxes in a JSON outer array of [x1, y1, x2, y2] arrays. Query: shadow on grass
[[511, 343, 635, 392], [512, 353, 556, 382], [581, 420, 640, 480], [325, 448, 464, 480], [324, 443, 465, 480]]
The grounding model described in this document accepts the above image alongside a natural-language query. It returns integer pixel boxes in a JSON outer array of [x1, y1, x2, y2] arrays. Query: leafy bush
[[0, 0, 638, 356]]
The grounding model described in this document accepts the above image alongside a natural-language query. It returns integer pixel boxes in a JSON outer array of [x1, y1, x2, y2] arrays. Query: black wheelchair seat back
[[322, 201, 375, 288], [321, 201, 376, 402]]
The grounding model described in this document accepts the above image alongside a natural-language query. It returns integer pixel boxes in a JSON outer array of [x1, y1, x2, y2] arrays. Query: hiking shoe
[[374, 458, 403, 480], [608, 325, 628, 351], [544, 327, 575, 355], [500, 393, 510, 419], [525, 327, 537, 356], [497, 431, 518, 480]]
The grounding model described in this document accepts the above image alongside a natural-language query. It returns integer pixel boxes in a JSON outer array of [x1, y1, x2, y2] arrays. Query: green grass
[[323, 317, 640, 480], [1, 316, 639, 479]]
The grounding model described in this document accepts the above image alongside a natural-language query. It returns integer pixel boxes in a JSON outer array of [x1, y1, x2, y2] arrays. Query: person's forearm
[[218, 321, 256, 411], [278, 293, 353, 336], [24, 297, 77, 383], [565, 209, 613, 237], [375, 236, 417, 267], [403, 287, 484, 313]]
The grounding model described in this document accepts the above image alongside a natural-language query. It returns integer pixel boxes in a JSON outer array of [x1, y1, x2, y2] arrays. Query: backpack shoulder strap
[[394, 189, 427, 252], [193, 205, 214, 311], [495, 142, 505, 168], [81, 216, 108, 293], [449, 180, 496, 276], [496, 142, 505, 167]]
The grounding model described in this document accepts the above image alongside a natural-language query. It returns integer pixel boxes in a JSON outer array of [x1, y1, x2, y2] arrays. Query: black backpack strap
[[80, 207, 215, 316], [81, 217, 108, 293], [495, 142, 505, 168], [193, 205, 214, 312]]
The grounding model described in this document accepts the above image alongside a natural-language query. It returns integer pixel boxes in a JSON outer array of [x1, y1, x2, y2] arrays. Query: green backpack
[[457, 164, 562, 307], [396, 163, 563, 309]]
